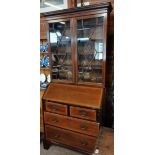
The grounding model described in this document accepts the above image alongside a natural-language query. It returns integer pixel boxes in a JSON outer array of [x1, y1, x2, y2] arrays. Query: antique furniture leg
[[43, 139, 51, 150]]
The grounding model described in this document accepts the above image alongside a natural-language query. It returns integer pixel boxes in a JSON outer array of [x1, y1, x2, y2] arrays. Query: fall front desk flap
[[43, 83, 103, 109]]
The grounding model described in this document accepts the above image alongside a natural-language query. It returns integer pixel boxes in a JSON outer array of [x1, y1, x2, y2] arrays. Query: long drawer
[[44, 112, 99, 137], [45, 125, 97, 153]]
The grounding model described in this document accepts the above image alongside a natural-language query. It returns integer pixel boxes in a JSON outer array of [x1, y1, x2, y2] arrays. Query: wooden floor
[[96, 127, 114, 155], [40, 127, 114, 155]]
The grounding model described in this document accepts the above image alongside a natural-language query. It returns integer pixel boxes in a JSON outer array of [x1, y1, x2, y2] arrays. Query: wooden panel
[[40, 17, 47, 39], [43, 83, 103, 109], [40, 89, 45, 132], [45, 102, 67, 115], [70, 106, 96, 121], [42, 2, 111, 18], [44, 112, 99, 136], [45, 125, 96, 153], [67, 0, 74, 8], [68, 0, 114, 8]]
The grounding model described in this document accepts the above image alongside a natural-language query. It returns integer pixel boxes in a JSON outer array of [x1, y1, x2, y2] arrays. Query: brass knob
[[80, 125, 88, 130], [81, 141, 88, 146], [79, 111, 87, 116], [50, 106, 57, 111], [54, 134, 60, 138], [52, 118, 59, 123]]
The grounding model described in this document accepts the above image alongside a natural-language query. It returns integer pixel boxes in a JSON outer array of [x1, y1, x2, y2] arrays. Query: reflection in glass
[[49, 21, 72, 81], [40, 0, 64, 8], [77, 17, 104, 83]]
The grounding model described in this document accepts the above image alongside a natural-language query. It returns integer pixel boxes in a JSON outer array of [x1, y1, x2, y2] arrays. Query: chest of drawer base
[[45, 125, 97, 154]]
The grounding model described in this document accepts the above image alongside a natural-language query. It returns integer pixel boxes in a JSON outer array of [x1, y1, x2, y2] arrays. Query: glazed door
[[76, 15, 106, 86], [48, 19, 74, 83]]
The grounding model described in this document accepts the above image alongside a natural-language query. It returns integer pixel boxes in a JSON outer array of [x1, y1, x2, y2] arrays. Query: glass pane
[[40, 0, 64, 8], [49, 21, 72, 81], [77, 17, 104, 83]]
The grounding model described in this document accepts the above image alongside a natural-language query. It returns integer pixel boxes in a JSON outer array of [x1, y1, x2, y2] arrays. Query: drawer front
[[45, 125, 96, 153], [70, 106, 96, 121], [44, 112, 99, 136], [45, 102, 67, 115], [44, 112, 69, 129]]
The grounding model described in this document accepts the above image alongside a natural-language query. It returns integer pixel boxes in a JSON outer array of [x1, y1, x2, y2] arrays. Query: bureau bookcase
[[41, 2, 112, 154]]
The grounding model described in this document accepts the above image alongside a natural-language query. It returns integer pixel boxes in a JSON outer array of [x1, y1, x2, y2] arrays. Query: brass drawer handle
[[52, 118, 59, 123], [81, 141, 88, 146], [79, 111, 88, 116], [80, 125, 88, 130], [50, 106, 57, 111], [54, 134, 60, 138]]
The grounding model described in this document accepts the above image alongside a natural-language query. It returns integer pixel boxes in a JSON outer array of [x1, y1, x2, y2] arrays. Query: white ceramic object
[[52, 54, 56, 62], [40, 73, 46, 83], [47, 74, 51, 83]]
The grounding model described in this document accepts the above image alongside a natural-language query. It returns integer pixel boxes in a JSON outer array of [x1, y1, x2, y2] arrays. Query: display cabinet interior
[[45, 4, 111, 87], [77, 16, 104, 84], [49, 20, 73, 82]]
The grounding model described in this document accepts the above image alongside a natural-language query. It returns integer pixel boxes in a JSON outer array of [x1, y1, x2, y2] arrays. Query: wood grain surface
[[44, 112, 99, 136], [70, 106, 97, 121], [45, 102, 68, 115], [43, 83, 103, 109], [45, 125, 97, 153]]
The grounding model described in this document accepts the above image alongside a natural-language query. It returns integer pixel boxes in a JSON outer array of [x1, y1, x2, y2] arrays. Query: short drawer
[[45, 125, 97, 153], [44, 112, 99, 136], [70, 106, 96, 121], [45, 102, 67, 115]]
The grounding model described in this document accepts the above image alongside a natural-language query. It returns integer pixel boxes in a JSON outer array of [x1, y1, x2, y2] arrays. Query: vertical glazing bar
[[74, 19, 78, 84], [74, 0, 77, 7], [102, 13, 108, 87], [71, 18, 77, 83], [81, 0, 84, 6], [46, 19, 53, 83]]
